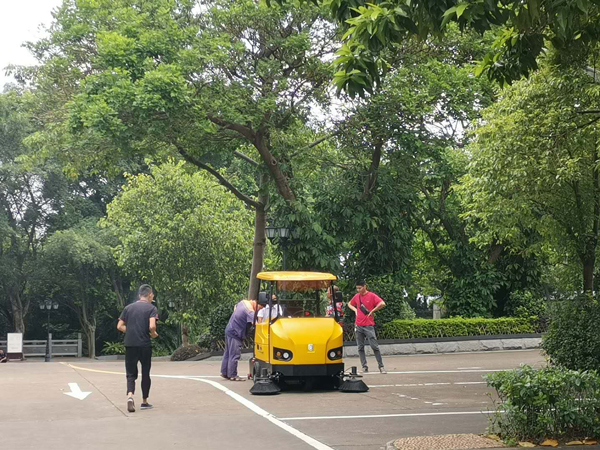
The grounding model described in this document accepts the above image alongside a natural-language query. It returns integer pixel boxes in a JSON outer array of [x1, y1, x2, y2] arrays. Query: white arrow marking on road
[[64, 383, 91, 400]]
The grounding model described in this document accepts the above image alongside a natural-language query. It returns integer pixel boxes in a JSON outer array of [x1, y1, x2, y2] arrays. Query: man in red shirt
[[348, 281, 387, 374]]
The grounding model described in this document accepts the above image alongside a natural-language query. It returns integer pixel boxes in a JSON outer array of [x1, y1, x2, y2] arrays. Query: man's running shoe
[[140, 402, 153, 410]]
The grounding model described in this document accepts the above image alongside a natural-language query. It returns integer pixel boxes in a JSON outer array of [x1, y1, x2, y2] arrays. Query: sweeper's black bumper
[[272, 363, 344, 377]]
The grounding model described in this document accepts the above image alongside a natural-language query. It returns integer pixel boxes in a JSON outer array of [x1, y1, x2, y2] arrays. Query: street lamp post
[[39, 300, 59, 362], [266, 225, 291, 270]]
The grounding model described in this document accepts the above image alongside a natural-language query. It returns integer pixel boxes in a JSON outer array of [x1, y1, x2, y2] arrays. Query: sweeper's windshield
[[257, 271, 339, 319]]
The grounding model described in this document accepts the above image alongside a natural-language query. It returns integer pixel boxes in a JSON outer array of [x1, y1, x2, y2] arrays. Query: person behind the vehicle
[[325, 285, 344, 322], [257, 293, 284, 323], [117, 284, 159, 413], [221, 299, 262, 381], [0, 349, 7, 363], [348, 280, 387, 374]]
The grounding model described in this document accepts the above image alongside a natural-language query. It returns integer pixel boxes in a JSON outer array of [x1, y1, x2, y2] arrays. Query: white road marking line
[[363, 369, 508, 375], [280, 411, 497, 421], [59, 364, 221, 378], [369, 381, 486, 388], [64, 364, 334, 450], [188, 378, 334, 450]]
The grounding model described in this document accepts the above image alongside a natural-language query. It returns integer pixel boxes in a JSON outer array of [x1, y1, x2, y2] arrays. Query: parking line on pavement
[[62, 363, 221, 378], [363, 369, 509, 375], [369, 381, 487, 387], [279, 411, 496, 421], [189, 378, 335, 450], [64, 363, 335, 450]]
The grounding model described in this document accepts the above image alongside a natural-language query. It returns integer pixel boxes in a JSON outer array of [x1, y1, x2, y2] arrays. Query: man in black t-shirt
[[117, 284, 159, 413]]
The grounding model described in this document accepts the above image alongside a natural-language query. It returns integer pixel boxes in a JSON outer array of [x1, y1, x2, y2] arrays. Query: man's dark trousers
[[125, 346, 152, 397]]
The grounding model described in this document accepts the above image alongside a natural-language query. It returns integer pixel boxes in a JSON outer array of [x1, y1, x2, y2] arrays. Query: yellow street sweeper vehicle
[[248, 271, 368, 395]]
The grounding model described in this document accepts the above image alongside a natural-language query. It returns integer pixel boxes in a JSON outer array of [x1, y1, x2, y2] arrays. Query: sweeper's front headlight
[[273, 347, 293, 362], [327, 347, 343, 360]]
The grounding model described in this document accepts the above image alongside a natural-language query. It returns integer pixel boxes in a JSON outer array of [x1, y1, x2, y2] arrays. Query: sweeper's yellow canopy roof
[[256, 271, 337, 292], [257, 271, 337, 281]]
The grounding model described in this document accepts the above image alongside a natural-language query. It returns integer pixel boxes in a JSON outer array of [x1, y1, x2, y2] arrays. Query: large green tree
[[460, 64, 600, 292], [320, 0, 600, 94], [0, 90, 62, 334], [33, 220, 118, 357], [104, 161, 253, 344], [28, 0, 336, 298]]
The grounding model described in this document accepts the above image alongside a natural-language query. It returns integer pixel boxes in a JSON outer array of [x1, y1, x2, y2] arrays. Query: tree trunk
[[247, 175, 269, 300], [8, 288, 26, 335], [110, 269, 126, 310], [362, 141, 383, 200], [181, 324, 189, 347], [583, 259, 594, 292], [583, 144, 600, 292], [254, 133, 296, 203], [11, 305, 25, 335], [85, 326, 96, 358]]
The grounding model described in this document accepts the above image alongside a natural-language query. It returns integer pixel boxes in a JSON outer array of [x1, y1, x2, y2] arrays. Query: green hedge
[[486, 365, 600, 442], [380, 317, 542, 340], [542, 295, 600, 371]]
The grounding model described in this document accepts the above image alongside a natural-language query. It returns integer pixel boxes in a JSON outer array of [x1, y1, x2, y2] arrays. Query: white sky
[[1, 0, 63, 89]]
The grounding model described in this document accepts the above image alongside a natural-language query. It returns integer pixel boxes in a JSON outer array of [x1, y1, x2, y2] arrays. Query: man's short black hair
[[356, 281, 366, 286], [258, 291, 268, 306], [138, 284, 153, 299]]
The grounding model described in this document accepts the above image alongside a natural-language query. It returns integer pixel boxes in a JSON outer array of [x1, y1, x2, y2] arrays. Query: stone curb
[[383, 440, 599, 450], [344, 337, 541, 358], [187, 336, 542, 361]]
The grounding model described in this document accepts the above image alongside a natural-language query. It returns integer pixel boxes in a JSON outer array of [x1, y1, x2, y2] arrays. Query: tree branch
[[172, 141, 261, 209], [234, 151, 259, 167], [207, 114, 256, 142]]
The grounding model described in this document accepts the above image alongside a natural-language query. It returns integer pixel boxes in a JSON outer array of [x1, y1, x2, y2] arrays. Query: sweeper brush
[[339, 366, 369, 393]]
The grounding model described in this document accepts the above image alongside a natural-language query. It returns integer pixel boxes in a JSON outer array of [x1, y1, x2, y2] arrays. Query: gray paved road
[[0, 349, 547, 450]]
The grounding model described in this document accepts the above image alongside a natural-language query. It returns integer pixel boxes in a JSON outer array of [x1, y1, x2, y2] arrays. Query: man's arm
[[117, 319, 126, 333], [347, 298, 358, 314], [368, 300, 386, 316], [149, 317, 158, 339]]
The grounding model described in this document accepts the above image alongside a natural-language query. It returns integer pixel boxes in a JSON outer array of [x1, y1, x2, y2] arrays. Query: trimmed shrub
[[380, 316, 541, 340], [486, 365, 600, 442], [170, 344, 207, 361], [504, 290, 546, 318], [102, 341, 125, 355], [542, 294, 600, 371]]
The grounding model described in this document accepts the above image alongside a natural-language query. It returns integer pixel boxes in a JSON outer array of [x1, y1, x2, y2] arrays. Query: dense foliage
[[486, 365, 600, 442], [104, 161, 253, 344], [381, 317, 542, 339], [542, 294, 600, 371], [1, 0, 598, 361]]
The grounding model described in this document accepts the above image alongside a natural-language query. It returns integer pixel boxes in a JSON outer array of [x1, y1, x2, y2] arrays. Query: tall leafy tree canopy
[[460, 63, 600, 292]]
